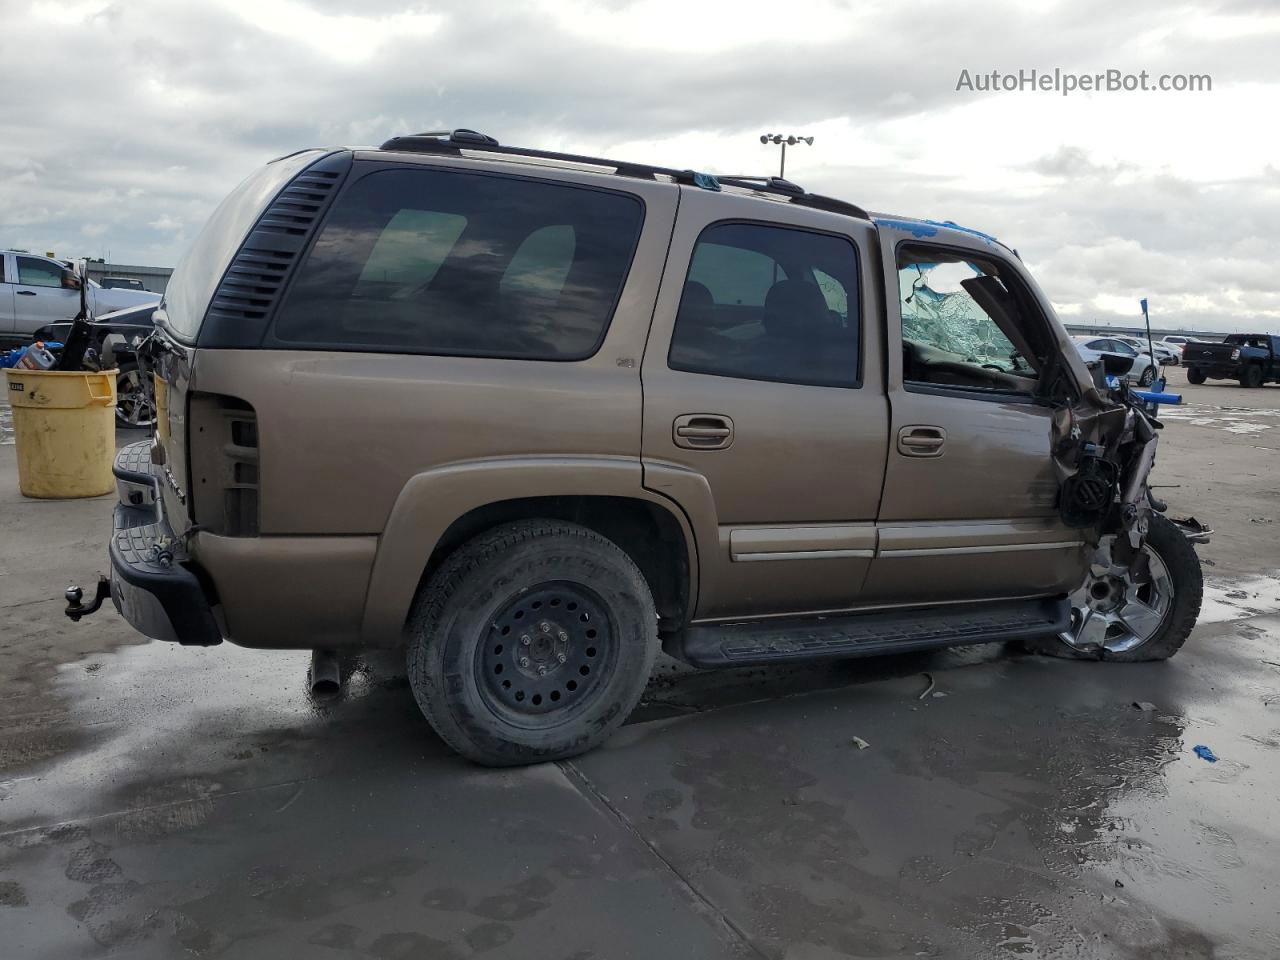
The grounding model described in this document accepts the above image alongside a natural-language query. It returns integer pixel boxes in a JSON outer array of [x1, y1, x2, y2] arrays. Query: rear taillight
[[189, 394, 260, 536], [1231, 348, 1241, 360]]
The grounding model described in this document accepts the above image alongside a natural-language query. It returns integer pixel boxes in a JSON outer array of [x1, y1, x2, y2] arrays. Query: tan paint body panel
[[182, 159, 684, 648], [729, 523, 877, 561], [156, 149, 1107, 650], [640, 186, 889, 620], [196, 533, 376, 648], [866, 517, 1086, 604], [866, 223, 1089, 605], [359, 456, 697, 647]]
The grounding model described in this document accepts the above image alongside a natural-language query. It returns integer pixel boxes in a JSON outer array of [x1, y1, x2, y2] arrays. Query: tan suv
[[67, 129, 1206, 765]]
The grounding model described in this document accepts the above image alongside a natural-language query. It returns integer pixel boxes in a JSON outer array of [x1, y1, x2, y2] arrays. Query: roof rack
[[378, 130, 870, 221]]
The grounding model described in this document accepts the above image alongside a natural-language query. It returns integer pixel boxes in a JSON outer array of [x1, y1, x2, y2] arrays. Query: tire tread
[[406, 519, 656, 765]]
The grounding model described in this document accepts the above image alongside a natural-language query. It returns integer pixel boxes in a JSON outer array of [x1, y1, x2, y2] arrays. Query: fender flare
[[359, 455, 702, 646]]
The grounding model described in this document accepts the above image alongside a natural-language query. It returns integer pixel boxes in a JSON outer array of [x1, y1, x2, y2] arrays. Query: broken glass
[[899, 261, 1019, 370]]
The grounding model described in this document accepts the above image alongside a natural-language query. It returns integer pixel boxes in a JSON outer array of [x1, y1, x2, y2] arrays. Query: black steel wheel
[[407, 520, 658, 766], [478, 581, 618, 723]]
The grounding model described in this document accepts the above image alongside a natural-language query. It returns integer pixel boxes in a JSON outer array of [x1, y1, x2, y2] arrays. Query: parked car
[[0, 251, 160, 347], [1072, 336, 1158, 385], [1184, 334, 1280, 387], [100, 276, 148, 292], [1152, 340, 1184, 365], [32, 303, 159, 427], [1113, 335, 1178, 367], [67, 131, 1206, 766]]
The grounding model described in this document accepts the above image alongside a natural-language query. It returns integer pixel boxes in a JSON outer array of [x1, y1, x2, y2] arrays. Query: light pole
[[759, 133, 813, 178]]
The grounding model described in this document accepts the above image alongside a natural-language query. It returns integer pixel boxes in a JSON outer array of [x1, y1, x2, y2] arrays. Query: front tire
[[1026, 514, 1202, 662], [1138, 365, 1156, 387], [1186, 367, 1206, 384], [407, 520, 658, 766]]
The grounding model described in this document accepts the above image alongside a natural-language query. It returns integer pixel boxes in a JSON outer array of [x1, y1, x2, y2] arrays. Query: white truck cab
[[0, 251, 160, 346]]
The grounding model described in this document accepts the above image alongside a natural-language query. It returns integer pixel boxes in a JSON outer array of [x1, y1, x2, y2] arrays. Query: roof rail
[[378, 130, 870, 221], [717, 175, 804, 195]]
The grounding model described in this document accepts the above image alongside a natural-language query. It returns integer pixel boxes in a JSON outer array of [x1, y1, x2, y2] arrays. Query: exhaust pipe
[[309, 649, 341, 696]]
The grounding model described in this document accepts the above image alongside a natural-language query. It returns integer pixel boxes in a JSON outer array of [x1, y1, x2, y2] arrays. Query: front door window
[[897, 245, 1040, 394]]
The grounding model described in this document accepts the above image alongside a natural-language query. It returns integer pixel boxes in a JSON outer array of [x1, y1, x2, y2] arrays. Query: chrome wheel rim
[[117, 369, 156, 428], [1061, 537, 1173, 654]]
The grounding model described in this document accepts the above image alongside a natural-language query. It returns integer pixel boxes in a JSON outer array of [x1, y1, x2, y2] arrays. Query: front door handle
[[16, 290, 36, 296], [897, 425, 946, 457], [674, 414, 734, 450]]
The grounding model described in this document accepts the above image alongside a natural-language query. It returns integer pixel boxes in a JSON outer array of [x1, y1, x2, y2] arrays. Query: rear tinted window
[[272, 168, 644, 359]]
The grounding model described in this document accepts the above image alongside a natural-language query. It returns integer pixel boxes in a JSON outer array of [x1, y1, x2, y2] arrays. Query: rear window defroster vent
[[200, 150, 353, 348]]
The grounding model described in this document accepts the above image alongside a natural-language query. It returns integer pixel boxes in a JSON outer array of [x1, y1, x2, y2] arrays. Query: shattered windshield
[[899, 258, 1019, 369]]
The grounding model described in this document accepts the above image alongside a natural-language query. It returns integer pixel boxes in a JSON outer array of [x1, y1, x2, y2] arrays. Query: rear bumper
[[108, 442, 222, 646]]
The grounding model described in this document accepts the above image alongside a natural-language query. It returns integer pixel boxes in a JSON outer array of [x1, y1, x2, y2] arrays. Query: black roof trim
[[378, 130, 870, 221]]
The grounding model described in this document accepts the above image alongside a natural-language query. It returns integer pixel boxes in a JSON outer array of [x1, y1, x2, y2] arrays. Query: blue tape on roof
[[873, 217, 939, 238], [873, 216, 1005, 248]]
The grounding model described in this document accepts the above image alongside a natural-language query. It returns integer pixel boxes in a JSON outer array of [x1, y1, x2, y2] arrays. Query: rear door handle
[[897, 425, 946, 457], [16, 290, 36, 296], [674, 414, 734, 450]]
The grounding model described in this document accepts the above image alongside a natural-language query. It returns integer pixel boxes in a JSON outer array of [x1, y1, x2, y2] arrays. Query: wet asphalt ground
[[2, 366, 1279, 959]]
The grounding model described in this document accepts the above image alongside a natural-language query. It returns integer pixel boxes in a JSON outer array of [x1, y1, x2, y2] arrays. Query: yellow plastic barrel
[[4, 368, 117, 499]]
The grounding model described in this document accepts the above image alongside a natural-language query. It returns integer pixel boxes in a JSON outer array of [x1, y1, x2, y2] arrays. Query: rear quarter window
[[162, 149, 326, 341], [272, 167, 645, 360]]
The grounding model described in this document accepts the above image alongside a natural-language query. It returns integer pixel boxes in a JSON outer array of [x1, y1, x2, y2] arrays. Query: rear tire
[[1186, 367, 1206, 384], [406, 520, 658, 766], [1025, 514, 1202, 662], [1241, 364, 1263, 388]]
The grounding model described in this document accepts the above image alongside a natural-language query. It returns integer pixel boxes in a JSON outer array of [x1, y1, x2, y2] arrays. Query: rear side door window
[[667, 221, 860, 387], [273, 168, 645, 360]]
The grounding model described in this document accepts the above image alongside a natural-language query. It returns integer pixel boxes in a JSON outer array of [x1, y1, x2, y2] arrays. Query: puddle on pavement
[[1200, 574, 1280, 623]]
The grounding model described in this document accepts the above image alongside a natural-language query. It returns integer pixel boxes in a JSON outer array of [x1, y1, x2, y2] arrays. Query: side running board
[[665, 597, 1069, 669]]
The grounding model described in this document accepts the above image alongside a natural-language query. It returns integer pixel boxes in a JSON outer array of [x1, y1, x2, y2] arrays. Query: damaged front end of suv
[[1046, 356, 1209, 659]]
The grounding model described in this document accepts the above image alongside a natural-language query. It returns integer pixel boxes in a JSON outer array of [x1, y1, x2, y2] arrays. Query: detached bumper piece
[[1169, 516, 1213, 544], [666, 597, 1069, 668], [65, 440, 222, 646]]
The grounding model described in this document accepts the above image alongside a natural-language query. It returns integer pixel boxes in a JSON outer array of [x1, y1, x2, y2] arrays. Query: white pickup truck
[[1, 251, 161, 347]]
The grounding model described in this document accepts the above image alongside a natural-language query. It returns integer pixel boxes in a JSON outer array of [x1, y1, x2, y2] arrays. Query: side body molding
[[360, 456, 700, 647]]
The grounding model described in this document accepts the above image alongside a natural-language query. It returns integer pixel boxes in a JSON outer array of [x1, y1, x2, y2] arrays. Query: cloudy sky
[[2, 0, 1277, 332]]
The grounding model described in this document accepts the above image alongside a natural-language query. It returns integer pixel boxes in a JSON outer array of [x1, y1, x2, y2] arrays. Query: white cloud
[[213, 0, 444, 63], [1, 0, 1278, 332]]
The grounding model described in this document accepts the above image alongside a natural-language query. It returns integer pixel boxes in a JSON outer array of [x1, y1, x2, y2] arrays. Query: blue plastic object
[[691, 172, 721, 192], [1, 341, 64, 369], [1193, 744, 1218, 763], [1134, 390, 1182, 406]]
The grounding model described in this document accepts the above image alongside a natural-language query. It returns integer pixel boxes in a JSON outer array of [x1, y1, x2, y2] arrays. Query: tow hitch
[[65, 576, 112, 621]]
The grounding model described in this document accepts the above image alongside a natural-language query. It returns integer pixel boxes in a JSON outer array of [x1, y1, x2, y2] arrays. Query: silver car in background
[[1072, 335, 1158, 385]]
